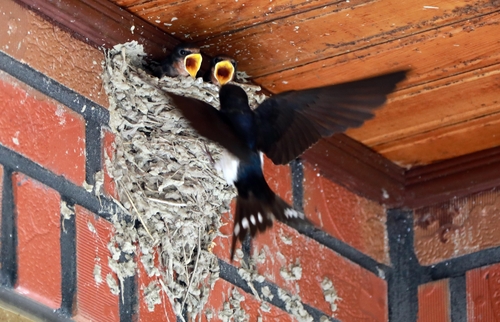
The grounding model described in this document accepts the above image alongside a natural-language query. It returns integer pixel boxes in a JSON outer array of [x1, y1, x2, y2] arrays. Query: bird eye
[[180, 49, 188, 56]]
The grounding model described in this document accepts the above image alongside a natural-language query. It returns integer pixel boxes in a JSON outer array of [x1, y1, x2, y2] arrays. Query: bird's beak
[[184, 53, 202, 78], [214, 60, 235, 85]]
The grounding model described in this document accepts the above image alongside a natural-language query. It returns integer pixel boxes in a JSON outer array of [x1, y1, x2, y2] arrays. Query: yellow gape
[[214, 60, 235, 85], [184, 53, 202, 78]]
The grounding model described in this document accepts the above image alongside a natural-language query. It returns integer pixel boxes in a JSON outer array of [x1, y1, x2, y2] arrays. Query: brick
[[414, 189, 500, 265], [103, 130, 119, 199], [13, 173, 62, 309], [74, 206, 120, 322], [137, 246, 176, 322], [0, 0, 108, 107], [303, 162, 389, 264], [263, 156, 293, 205], [0, 74, 86, 185], [417, 280, 450, 322], [202, 278, 296, 321], [467, 263, 500, 321], [252, 221, 387, 321]]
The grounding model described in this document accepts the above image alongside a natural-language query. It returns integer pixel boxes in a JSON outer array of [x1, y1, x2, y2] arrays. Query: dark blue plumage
[[165, 70, 408, 260]]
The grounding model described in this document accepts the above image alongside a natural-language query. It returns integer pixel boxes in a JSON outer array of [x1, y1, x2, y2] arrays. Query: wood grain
[[253, 10, 500, 91], [376, 110, 500, 166], [109, 0, 355, 40], [203, 0, 498, 78], [350, 65, 500, 146]]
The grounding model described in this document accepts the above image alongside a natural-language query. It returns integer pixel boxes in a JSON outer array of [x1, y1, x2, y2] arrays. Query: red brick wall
[[1, 1, 500, 321]]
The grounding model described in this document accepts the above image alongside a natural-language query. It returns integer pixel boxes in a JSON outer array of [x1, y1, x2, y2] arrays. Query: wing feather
[[255, 70, 408, 164], [164, 92, 251, 161]]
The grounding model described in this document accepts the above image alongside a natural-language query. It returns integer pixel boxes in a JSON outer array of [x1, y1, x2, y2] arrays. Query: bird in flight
[[165, 70, 407, 259]]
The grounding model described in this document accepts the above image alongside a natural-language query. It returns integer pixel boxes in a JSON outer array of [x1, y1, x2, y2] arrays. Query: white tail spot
[[258, 213, 263, 223], [234, 223, 240, 236], [241, 217, 249, 229], [250, 214, 256, 225], [285, 208, 303, 219]]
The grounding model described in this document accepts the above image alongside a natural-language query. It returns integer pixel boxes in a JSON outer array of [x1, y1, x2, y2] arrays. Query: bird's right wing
[[255, 71, 408, 165], [164, 92, 250, 161]]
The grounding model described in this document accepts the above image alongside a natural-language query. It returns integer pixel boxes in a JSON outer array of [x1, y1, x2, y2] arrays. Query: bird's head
[[173, 44, 202, 78], [211, 55, 237, 86], [219, 84, 250, 112]]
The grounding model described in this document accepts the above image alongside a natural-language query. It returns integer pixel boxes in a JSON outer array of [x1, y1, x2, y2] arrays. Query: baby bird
[[152, 43, 202, 78], [204, 55, 237, 86]]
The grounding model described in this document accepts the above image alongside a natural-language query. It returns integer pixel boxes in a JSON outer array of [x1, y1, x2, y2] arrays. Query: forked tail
[[230, 192, 310, 260]]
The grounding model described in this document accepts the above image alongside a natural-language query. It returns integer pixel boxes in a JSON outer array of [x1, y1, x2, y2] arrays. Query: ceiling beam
[[14, 0, 177, 60], [405, 145, 500, 208], [302, 134, 406, 207]]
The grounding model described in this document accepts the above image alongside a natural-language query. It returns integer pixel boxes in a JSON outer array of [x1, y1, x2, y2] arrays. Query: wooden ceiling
[[108, 0, 500, 168]]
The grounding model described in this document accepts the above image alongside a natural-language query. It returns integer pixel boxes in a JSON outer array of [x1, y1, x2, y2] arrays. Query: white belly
[[215, 150, 263, 186]]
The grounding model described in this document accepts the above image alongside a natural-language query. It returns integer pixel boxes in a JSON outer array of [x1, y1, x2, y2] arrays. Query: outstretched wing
[[255, 70, 408, 165], [165, 92, 250, 161]]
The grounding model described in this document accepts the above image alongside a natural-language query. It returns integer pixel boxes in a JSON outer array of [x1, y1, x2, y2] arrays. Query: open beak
[[184, 53, 203, 78], [214, 60, 235, 85]]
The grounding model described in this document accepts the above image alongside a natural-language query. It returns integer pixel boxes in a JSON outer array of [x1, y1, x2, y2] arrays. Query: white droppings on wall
[[321, 277, 341, 315], [277, 288, 313, 322], [218, 287, 249, 322]]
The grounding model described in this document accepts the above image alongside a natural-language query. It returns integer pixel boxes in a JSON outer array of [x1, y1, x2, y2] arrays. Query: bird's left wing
[[255, 70, 408, 165], [165, 92, 250, 161]]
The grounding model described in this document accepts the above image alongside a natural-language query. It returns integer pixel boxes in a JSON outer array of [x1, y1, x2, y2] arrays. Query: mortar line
[[421, 245, 500, 283], [449, 275, 467, 322], [86, 120, 103, 186], [386, 208, 419, 322], [58, 197, 77, 317], [0, 167, 17, 288], [0, 145, 129, 222], [0, 51, 109, 124], [290, 159, 304, 212], [119, 269, 137, 322]]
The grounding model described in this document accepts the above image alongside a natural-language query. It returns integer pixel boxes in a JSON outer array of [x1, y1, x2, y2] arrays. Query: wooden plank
[[109, 0, 356, 41], [253, 9, 500, 92], [376, 110, 500, 167], [347, 64, 500, 146], [201, 0, 498, 78], [14, 0, 178, 60], [302, 134, 406, 207], [405, 145, 500, 208]]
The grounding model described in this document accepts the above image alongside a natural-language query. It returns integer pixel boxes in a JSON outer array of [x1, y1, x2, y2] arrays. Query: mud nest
[[101, 42, 267, 319]]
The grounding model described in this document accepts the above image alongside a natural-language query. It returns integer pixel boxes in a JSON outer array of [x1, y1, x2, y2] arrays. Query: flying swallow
[[203, 55, 237, 86], [151, 43, 202, 78], [165, 70, 408, 259]]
